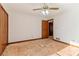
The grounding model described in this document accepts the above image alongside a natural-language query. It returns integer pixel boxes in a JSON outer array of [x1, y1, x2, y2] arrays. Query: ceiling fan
[[33, 3, 59, 11], [33, 3, 59, 16]]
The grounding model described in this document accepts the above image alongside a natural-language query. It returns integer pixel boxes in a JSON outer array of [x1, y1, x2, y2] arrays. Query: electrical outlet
[[56, 37, 60, 41]]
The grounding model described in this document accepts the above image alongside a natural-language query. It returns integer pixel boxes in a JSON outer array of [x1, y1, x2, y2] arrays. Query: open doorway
[[49, 19, 53, 37], [42, 19, 53, 38]]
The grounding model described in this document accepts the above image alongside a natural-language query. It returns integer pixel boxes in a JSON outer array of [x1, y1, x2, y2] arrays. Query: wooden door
[[42, 20, 49, 38], [0, 4, 8, 55]]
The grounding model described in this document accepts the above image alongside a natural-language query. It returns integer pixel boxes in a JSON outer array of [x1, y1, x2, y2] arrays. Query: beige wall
[[54, 4, 79, 45], [8, 12, 42, 43]]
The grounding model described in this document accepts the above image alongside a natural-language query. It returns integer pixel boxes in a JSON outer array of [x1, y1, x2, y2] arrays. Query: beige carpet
[[2, 38, 79, 56]]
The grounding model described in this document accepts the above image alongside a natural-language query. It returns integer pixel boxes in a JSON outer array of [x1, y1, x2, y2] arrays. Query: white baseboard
[[70, 41, 79, 47], [53, 39, 79, 47]]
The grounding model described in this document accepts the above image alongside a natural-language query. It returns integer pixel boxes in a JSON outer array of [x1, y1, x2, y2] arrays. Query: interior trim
[[8, 38, 42, 44], [53, 39, 79, 48], [53, 39, 69, 45], [0, 4, 8, 44], [0, 4, 8, 55]]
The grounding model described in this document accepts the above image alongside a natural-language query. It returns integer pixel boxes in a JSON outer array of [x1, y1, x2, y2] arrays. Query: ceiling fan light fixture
[[41, 10, 49, 16]]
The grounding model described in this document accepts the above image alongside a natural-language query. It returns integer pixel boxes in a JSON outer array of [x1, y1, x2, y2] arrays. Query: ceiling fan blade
[[49, 8, 59, 10], [33, 8, 43, 11]]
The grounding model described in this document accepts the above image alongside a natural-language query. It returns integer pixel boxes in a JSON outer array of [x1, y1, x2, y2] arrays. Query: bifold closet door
[[0, 4, 8, 55], [42, 20, 49, 38]]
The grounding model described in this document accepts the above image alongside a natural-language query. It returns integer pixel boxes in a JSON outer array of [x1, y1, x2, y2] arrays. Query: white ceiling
[[2, 3, 60, 16]]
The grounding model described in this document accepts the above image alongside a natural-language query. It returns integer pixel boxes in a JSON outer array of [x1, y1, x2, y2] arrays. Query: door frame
[[42, 19, 53, 39], [0, 4, 8, 55], [0, 4, 8, 44]]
